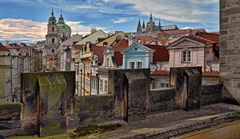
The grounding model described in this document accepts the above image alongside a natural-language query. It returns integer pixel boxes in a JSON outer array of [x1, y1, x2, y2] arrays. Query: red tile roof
[[151, 70, 219, 77], [157, 28, 206, 36], [135, 36, 167, 45], [195, 32, 219, 46], [202, 71, 220, 77], [113, 51, 123, 66], [145, 44, 169, 63], [151, 70, 170, 76], [0, 43, 9, 52], [92, 45, 104, 64], [112, 38, 129, 66], [167, 34, 216, 47], [112, 38, 129, 52]]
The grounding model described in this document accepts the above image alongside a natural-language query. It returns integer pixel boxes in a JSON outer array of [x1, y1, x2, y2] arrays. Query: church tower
[[46, 8, 58, 47], [146, 13, 155, 32]]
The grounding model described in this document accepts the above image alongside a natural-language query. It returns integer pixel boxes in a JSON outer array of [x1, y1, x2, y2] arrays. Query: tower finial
[[51, 7, 54, 16]]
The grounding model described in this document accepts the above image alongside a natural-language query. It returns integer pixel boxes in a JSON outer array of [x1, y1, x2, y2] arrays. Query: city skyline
[[0, 0, 219, 43]]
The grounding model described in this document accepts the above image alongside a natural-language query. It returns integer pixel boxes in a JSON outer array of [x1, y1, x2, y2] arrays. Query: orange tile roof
[[151, 70, 219, 77], [195, 32, 219, 46], [145, 44, 169, 63], [202, 71, 220, 77], [0, 43, 9, 52]]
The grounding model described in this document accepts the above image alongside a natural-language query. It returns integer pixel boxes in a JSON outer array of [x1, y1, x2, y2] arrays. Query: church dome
[[57, 23, 71, 30]]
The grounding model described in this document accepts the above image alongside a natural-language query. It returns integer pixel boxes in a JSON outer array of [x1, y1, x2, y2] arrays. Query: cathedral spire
[[137, 19, 142, 33], [150, 13, 153, 21], [158, 19, 162, 31], [142, 20, 145, 28]]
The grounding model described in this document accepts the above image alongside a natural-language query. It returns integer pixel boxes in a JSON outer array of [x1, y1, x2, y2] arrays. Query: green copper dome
[[57, 23, 71, 30]]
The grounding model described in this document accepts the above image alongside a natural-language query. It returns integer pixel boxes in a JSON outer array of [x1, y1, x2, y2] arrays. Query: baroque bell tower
[[46, 8, 58, 48]]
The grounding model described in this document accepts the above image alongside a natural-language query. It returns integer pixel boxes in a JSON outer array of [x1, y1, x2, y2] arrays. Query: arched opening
[[51, 27, 55, 32], [52, 38, 55, 44]]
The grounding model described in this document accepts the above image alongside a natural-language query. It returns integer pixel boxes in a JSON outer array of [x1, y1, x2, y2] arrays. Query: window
[[182, 50, 191, 62], [100, 79, 103, 91], [129, 62, 135, 69], [160, 83, 165, 88], [52, 38, 55, 44], [137, 62, 143, 69], [107, 58, 109, 66], [52, 27, 55, 31], [104, 80, 108, 92]]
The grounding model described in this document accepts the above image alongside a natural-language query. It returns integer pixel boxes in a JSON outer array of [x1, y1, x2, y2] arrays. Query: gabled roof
[[145, 44, 169, 63], [167, 34, 215, 48], [75, 30, 107, 45], [122, 42, 154, 53], [195, 32, 219, 46], [0, 43, 9, 52]]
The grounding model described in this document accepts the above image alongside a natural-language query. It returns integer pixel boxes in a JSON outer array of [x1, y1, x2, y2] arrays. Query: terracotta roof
[[195, 32, 219, 46], [92, 45, 104, 65], [145, 44, 169, 63], [0, 43, 9, 52], [157, 28, 206, 36], [151, 70, 219, 77], [113, 51, 123, 66], [135, 36, 167, 45], [167, 34, 216, 47], [202, 71, 220, 77], [112, 38, 129, 52], [151, 70, 170, 76], [6, 45, 30, 49]]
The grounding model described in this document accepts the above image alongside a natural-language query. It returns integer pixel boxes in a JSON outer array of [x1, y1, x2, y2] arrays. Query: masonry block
[[20, 72, 75, 137], [170, 67, 202, 110]]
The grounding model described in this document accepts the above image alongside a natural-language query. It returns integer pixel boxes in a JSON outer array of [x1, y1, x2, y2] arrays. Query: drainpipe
[[96, 73, 99, 95]]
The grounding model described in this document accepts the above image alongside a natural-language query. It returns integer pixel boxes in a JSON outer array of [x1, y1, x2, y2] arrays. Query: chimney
[[5, 40, 9, 46]]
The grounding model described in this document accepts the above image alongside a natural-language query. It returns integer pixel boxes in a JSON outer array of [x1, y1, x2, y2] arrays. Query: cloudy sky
[[0, 0, 219, 44]]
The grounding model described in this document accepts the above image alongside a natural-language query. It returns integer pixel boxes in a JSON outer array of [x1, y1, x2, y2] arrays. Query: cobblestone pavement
[[84, 103, 240, 139]]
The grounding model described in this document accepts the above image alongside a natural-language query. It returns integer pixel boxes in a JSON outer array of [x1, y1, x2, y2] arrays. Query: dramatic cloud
[[113, 18, 128, 24], [104, 0, 218, 24], [0, 18, 99, 43]]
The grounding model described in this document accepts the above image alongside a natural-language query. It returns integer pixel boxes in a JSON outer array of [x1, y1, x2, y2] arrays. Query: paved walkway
[[81, 103, 240, 139]]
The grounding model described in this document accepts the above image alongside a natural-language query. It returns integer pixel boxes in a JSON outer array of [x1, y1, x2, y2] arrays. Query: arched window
[[52, 38, 55, 44], [52, 27, 55, 31]]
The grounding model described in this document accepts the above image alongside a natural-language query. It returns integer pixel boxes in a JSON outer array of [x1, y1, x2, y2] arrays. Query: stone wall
[[108, 69, 150, 122], [20, 71, 75, 137], [0, 103, 21, 136], [220, 0, 240, 104], [202, 84, 223, 106], [68, 95, 116, 128], [148, 88, 178, 114]]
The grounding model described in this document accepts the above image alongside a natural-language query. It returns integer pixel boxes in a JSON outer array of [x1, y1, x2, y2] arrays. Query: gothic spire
[[142, 20, 145, 28], [158, 19, 162, 30], [150, 13, 153, 21], [137, 19, 142, 33]]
